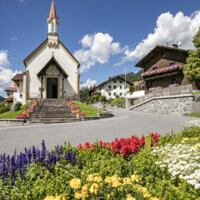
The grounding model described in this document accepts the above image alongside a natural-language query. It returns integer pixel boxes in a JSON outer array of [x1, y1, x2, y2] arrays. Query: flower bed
[[0, 124, 200, 199]]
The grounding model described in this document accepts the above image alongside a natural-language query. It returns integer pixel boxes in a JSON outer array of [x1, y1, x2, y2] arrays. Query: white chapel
[[5, 0, 80, 105]]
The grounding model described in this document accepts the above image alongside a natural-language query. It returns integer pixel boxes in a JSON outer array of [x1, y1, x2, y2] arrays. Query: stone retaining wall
[[131, 95, 194, 115]]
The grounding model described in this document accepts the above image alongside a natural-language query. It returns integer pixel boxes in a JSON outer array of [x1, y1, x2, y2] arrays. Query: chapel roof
[[12, 73, 23, 81], [23, 39, 80, 68], [4, 87, 17, 92], [47, 0, 59, 23]]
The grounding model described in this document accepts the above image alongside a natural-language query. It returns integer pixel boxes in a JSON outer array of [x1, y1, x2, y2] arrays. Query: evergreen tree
[[184, 28, 200, 81], [129, 85, 134, 94]]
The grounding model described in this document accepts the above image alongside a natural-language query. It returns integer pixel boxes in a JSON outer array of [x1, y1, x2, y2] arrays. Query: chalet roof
[[4, 87, 17, 92], [135, 45, 188, 68], [23, 39, 80, 68], [47, 0, 59, 23], [37, 56, 68, 78], [89, 75, 133, 94], [12, 73, 23, 81]]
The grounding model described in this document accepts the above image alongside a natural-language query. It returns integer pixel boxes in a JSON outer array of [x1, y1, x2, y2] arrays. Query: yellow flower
[[112, 180, 121, 187], [70, 178, 81, 190], [143, 192, 150, 199], [123, 177, 132, 185], [75, 191, 82, 199], [131, 175, 140, 182], [44, 196, 55, 200], [126, 194, 136, 200], [150, 198, 160, 200], [81, 184, 89, 198], [89, 183, 99, 195], [54, 196, 66, 200], [87, 174, 94, 182], [94, 176, 102, 182], [107, 194, 111, 199], [105, 177, 112, 184]]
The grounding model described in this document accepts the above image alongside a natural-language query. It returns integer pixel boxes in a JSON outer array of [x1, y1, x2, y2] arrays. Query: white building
[[6, 0, 80, 105], [89, 76, 133, 99]]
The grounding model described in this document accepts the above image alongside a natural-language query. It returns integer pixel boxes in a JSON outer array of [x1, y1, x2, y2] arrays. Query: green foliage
[[0, 103, 30, 119], [0, 103, 5, 108], [129, 85, 134, 94], [184, 27, 200, 81], [0, 105, 10, 114], [80, 86, 95, 103], [188, 112, 200, 118], [182, 126, 200, 138], [99, 95, 106, 102], [72, 101, 103, 116], [111, 98, 125, 108]]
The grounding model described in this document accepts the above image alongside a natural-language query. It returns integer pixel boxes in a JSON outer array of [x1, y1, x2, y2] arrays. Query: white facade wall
[[25, 42, 78, 99], [94, 78, 131, 99]]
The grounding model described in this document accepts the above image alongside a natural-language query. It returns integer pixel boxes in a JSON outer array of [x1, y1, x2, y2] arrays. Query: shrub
[[0, 105, 11, 114], [99, 95, 106, 102], [0, 103, 5, 108]]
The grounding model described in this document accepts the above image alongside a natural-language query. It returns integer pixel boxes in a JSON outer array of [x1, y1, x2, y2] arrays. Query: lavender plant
[[0, 140, 79, 185]]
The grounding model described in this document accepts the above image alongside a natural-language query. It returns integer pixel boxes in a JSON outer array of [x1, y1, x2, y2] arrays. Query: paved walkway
[[0, 110, 198, 155]]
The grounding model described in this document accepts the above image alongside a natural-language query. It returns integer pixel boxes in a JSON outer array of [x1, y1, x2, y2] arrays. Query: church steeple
[[47, 0, 59, 47], [47, 0, 59, 35]]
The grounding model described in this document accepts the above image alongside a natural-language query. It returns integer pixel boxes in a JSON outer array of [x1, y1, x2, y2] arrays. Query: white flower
[[179, 174, 184, 179], [195, 183, 200, 190], [187, 179, 197, 185]]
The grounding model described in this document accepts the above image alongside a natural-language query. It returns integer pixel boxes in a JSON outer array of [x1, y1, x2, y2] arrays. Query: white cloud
[[0, 50, 20, 93], [19, 0, 25, 3], [80, 79, 97, 89], [74, 33, 121, 73], [119, 11, 200, 64]]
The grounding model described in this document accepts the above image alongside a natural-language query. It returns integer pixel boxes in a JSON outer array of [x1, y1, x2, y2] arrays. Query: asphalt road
[[0, 110, 198, 155]]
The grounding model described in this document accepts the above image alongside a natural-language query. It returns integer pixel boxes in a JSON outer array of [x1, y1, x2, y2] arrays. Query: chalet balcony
[[142, 65, 183, 81]]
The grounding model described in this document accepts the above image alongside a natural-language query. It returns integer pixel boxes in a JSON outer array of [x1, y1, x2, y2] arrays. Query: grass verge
[[73, 101, 103, 116], [188, 112, 200, 118], [0, 103, 30, 119]]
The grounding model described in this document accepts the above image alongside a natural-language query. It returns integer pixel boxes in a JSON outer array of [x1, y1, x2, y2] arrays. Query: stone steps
[[30, 99, 80, 124], [30, 118, 82, 124], [31, 113, 75, 118]]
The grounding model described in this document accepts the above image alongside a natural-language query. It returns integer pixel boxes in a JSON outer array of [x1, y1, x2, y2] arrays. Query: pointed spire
[[47, 0, 59, 23]]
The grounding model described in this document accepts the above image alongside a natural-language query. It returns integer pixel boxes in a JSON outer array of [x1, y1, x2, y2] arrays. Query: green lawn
[[188, 112, 200, 118], [72, 101, 103, 116], [0, 103, 30, 119]]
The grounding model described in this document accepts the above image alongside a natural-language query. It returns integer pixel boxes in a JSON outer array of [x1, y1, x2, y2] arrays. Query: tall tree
[[184, 28, 200, 81]]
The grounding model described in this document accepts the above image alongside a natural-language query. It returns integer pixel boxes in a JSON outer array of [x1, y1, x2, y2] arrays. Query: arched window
[[51, 21, 54, 32]]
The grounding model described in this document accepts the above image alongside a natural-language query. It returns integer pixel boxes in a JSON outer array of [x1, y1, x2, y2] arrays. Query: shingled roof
[[4, 87, 17, 92], [12, 74, 23, 81]]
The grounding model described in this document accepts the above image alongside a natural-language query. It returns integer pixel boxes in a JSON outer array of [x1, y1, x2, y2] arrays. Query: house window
[[109, 93, 111, 96], [114, 93, 116, 96], [120, 86, 122, 89], [108, 85, 111, 89], [120, 93, 122, 96], [120, 81, 122, 83], [170, 62, 176, 66], [114, 86, 116, 89], [114, 81, 116, 83], [153, 67, 158, 70]]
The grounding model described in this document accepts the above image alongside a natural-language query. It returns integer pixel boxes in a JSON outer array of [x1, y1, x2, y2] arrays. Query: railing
[[134, 84, 193, 106]]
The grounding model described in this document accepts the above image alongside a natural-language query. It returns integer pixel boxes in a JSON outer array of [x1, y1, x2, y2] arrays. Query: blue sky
[[0, 0, 200, 95]]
